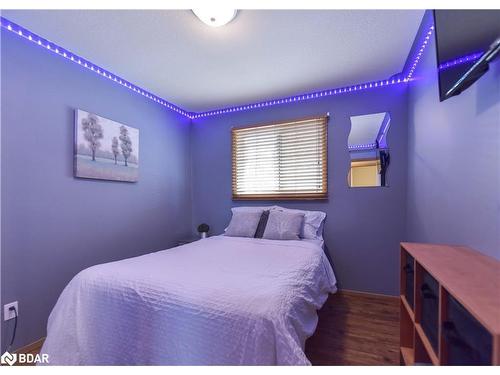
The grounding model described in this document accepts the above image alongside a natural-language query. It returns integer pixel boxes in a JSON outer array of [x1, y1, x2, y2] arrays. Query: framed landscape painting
[[74, 109, 139, 182]]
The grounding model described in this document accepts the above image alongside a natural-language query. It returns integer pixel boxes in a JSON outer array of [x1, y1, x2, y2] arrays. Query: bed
[[40, 235, 337, 365]]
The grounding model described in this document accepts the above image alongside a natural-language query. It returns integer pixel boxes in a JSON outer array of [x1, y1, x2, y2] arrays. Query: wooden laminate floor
[[306, 290, 400, 365], [19, 291, 399, 366]]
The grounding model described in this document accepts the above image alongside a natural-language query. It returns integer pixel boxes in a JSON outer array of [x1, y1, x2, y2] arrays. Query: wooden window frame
[[231, 115, 328, 201]]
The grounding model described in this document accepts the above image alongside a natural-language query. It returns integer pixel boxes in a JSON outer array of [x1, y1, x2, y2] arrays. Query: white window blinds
[[232, 115, 328, 200]]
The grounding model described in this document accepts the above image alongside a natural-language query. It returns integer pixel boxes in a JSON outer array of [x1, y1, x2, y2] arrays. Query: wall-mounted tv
[[434, 10, 500, 102]]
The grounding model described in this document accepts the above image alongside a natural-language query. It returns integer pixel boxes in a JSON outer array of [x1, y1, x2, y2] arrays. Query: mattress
[[40, 236, 337, 365]]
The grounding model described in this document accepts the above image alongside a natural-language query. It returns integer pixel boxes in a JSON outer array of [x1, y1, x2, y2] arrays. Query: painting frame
[[74, 109, 139, 182]]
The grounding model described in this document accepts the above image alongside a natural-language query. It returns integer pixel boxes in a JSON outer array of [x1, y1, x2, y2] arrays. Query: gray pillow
[[224, 211, 263, 238], [262, 210, 304, 240]]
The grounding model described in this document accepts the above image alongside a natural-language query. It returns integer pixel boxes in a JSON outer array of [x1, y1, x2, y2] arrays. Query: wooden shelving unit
[[400, 346, 414, 366], [400, 242, 500, 366]]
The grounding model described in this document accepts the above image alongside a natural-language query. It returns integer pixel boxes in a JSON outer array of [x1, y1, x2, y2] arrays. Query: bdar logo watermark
[[1, 352, 16, 366], [1, 351, 49, 366]]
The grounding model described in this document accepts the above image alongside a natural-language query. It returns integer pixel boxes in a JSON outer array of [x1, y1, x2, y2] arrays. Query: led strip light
[[0, 17, 191, 118], [348, 143, 378, 151], [405, 25, 434, 80], [191, 76, 410, 119], [439, 52, 483, 70], [194, 24, 437, 119], [2, 18, 474, 120]]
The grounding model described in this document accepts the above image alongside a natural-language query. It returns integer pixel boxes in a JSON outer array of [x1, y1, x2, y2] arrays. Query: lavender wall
[[1, 31, 192, 351], [190, 85, 409, 296], [406, 32, 500, 259]]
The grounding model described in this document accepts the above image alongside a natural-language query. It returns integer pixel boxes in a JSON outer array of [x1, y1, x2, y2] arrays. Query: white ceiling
[[2, 10, 424, 112]]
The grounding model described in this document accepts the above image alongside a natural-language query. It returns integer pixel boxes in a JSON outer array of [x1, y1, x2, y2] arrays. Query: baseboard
[[339, 288, 399, 300]]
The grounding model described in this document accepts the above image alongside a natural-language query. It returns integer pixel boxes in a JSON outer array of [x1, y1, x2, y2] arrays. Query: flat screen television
[[434, 10, 500, 101]]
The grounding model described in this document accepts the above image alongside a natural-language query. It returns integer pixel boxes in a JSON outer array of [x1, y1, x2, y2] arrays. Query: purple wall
[[1, 31, 192, 351], [406, 30, 500, 259], [190, 85, 409, 296]]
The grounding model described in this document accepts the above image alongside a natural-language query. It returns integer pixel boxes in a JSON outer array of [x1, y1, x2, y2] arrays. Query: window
[[232, 115, 328, 200]]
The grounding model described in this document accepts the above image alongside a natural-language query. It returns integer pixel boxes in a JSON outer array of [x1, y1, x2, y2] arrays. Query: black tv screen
[[434, 10, 500, 101]]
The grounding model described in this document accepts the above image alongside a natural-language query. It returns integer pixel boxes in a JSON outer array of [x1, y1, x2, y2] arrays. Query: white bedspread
[[40, 236, 337, 365]]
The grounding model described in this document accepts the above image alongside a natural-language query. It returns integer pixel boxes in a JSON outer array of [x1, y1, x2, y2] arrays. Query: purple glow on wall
[[0, 16, 192, 119]]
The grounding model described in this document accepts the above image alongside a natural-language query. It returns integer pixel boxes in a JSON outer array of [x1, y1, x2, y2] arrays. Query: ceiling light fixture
[[192, 9, 237, 27]]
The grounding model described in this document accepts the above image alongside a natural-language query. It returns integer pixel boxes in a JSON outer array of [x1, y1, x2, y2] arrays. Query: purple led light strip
[[0, 16, 412, 120], [199, 24, 435, 119], [2, 18, 478, 120], [405, 25, 434, 80], [0, 17, 192, 118], [438, 52, 483, 70], [348, 143, 378, 151], [192, 24, 438, 118], [192, 77, 408, 119]]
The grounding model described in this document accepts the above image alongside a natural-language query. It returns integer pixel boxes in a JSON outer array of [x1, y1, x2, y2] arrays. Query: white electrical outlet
[[3, 301, 18, 321]]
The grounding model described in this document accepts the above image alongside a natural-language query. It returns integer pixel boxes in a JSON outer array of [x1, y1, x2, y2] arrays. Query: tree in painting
[[111, 137, 119, 165], [119, 125, 133, 167], [81, 114, 104, 161]]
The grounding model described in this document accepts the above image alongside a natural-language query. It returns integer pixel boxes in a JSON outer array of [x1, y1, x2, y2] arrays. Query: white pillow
[[262, 210, 304, 240], [224, 206, 274, 232], [224, 211, 263, 238], [271, 206, 326, 240]]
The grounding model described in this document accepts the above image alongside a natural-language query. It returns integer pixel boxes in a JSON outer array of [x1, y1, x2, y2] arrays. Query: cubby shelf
[[415, 323, 439, 365], [400, 347, 414, 365], [399, 242, 500, 366], [400, 295, 415, 322]]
